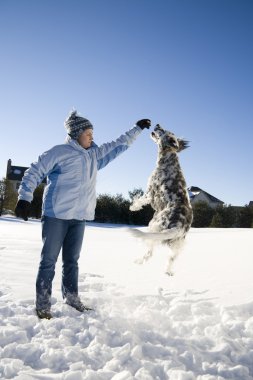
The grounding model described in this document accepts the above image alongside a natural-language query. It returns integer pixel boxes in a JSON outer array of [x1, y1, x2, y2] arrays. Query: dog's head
[[151, 124, 189, 152]]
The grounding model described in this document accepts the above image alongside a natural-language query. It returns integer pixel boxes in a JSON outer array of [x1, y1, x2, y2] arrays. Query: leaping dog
[[130, 124, 193, 275]]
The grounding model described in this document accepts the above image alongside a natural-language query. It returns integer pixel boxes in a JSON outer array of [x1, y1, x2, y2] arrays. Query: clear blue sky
[[0, 0, 252, 206]]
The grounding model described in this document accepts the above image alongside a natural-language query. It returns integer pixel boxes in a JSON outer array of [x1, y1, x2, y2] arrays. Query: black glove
[[15, 200, 31, 221], [136, 119, 151, 130]]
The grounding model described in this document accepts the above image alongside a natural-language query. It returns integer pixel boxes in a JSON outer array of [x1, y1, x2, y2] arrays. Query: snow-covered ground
[[0, 215, 253, 380]]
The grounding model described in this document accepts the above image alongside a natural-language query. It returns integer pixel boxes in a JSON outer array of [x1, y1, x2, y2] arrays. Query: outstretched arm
[[93, 119, 151, 170]]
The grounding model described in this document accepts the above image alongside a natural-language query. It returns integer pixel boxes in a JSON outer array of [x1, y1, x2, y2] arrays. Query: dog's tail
[[129, 227, 181, 243]]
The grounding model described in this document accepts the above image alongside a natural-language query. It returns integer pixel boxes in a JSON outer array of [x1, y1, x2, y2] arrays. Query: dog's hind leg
[[166, 254, 178, 276], [165, 239, 184, 276], [135, 243, 154, 265], [135, 249, 153, 265]]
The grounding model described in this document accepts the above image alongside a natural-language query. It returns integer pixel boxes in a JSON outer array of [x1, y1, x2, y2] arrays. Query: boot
[[36, 309, 53, 320], [65, 296, 93, 312]]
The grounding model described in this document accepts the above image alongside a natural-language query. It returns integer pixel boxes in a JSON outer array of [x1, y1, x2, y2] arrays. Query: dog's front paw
[[130, 204, 141, 212]]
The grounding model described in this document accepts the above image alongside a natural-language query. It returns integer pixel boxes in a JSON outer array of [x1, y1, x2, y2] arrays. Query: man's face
[[77, 129, 93, 149]]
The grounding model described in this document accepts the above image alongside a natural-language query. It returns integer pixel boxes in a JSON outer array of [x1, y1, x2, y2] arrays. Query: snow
[[0, 215, 253, 379]]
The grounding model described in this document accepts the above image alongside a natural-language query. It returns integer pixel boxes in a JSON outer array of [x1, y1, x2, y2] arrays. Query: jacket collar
[[65, 136, 97, 153]]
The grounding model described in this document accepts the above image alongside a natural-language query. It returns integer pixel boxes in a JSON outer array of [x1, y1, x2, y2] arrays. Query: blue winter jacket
[[18, 126, 142, 220]]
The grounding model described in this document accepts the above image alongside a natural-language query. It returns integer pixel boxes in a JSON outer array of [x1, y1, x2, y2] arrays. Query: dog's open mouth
[[151, 124, 162, 138]]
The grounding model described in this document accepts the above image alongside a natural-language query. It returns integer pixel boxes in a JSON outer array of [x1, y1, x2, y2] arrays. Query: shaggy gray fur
[[130, 124, 193, 275]]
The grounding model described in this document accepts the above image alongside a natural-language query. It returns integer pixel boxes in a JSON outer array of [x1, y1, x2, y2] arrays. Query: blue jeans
[[36, 216, 85, 310]]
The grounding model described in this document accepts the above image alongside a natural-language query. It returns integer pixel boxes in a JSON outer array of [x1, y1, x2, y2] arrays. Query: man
[[15, 110, 151, 319]]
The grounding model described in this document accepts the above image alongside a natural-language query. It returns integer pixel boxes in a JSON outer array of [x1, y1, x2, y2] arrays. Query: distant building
[[188, 186, 224, 208], [6, 159, 46, 193], [6, 159, 29, 192]]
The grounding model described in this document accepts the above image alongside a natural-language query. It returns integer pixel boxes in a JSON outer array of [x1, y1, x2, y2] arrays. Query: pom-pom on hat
[[64, 110, 93, 140]]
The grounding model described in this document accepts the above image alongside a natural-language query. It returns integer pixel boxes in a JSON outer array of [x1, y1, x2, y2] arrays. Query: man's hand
[[136, 119, 151, 130], [15, 200, 31, 221]]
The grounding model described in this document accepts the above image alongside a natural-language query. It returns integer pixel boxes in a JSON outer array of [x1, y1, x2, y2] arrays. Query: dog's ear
[[178, 139, 190, 152]]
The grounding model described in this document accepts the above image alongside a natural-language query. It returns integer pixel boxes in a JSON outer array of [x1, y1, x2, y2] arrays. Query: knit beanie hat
[[64, 110, 93, 139]]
